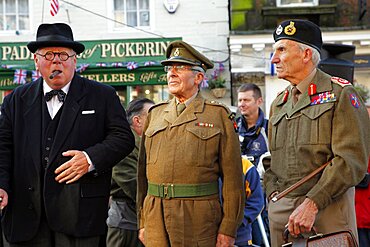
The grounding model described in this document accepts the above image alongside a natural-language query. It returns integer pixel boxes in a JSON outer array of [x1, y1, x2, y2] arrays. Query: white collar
[[43, 81, 71, 95]]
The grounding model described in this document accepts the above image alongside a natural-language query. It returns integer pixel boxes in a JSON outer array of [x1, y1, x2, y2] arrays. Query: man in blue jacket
[[236, 83, 270, 246]]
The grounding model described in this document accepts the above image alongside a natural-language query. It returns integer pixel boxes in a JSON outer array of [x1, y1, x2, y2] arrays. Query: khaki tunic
[[264, 69, 370, 244], [137, 93, 244, 246]]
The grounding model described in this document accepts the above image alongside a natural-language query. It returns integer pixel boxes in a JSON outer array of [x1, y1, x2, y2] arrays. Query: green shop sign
[[0, 37, 179, 89]]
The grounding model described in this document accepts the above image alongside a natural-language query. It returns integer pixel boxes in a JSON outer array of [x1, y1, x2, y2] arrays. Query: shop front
[[0, 37, 180, 105]]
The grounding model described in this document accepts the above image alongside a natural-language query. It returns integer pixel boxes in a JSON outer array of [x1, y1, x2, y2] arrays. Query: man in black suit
[[0, 23, 135, 247]]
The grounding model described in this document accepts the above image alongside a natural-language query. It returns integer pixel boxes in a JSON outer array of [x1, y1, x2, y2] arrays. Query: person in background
[[236, 83, 270, 246], [0, 23, 134, 247], [230, 157, 264, 247], [106, 98, 154, 247], [355, 141, 370, 247], [137, 40, 244, 247], [265, 19, 370, 246]]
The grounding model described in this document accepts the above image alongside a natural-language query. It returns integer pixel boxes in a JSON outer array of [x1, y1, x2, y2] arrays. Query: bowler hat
[[161, 40, 214, 71], [27, 23, 85, 54], [273, 19, 322, 53]]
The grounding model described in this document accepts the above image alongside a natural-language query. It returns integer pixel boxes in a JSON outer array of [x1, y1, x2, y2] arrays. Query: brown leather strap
[[272, 159, 332, 202]]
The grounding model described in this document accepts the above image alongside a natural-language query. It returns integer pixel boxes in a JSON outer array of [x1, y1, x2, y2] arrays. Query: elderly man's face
[[271, 39, 307, 83], [166, 63, 204, 102], [34, 47, 77, 90]]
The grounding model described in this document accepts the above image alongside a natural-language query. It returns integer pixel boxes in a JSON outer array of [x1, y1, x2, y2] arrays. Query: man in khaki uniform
[[137, 40, 244, 247], [264, 19, 370, 246]]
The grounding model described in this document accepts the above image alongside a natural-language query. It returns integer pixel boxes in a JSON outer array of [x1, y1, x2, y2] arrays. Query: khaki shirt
[[264, 69, 370, 210], [137, 93, 244, 237]]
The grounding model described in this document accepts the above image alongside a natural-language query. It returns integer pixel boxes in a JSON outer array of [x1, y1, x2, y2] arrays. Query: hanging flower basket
[[211, 88, 227, 98]]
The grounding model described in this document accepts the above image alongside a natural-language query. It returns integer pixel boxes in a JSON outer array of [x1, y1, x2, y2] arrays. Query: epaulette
[[205, 100, 238, 132], [205, 99, 231, 111], [148, 100, 170, 112], [331, 76, 351, 87]]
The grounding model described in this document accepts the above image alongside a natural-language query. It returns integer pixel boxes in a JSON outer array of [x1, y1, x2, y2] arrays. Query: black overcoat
[[0, 74, 134, 243]]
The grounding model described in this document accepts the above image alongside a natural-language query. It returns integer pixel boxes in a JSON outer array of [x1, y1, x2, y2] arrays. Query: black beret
[[273, 20, 322, 53], [161, 40, 214, 71]]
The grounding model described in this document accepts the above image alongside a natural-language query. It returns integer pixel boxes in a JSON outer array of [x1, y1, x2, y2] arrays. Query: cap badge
[[276, 25, 283, 35], [174, 48, 180, 56], [284, 21, 296, 36]]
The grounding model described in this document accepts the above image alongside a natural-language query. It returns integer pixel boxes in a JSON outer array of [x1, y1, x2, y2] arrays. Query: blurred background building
[[0, 0, 231, 106], [0, 0, 369, 113]]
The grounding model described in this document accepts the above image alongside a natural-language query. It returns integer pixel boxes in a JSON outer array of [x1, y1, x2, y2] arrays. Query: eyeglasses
[[35, 51, 76, 61], [164, 65, 202, 73]]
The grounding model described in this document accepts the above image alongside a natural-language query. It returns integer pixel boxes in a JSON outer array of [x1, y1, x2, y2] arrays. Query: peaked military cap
[[161, 40, 214, 71], [273, 19, 323, 53]]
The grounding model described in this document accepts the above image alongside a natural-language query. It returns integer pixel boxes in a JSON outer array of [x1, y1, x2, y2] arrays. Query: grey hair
[[297, 43, 321, 67]]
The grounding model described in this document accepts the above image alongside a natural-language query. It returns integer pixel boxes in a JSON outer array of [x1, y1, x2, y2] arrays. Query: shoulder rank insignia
[[310, 91, 336, 105], [228, 112, 238, 132], [331, 77, 351, 87], [350, 93, 360, 108]]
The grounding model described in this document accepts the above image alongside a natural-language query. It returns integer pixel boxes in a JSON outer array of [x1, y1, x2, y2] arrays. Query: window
[[277, 0, 318, 7], [113, 0, 149, 28], [0, 0, 29, 31]]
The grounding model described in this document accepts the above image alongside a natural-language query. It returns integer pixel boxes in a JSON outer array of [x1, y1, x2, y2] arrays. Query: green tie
[[292, 86, 300, 105], [176, 103, 186, 116]]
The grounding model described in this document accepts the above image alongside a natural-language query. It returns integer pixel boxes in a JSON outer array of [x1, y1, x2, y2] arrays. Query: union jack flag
[[126, 62, 138, 70], [144, 61, 156, 66], [76, 63, 90, 73], [50, 0, 59, 16], [32, 70, 41, 81], [14, 69, 27, 84], [111, 62, 124, 67], [96, 62, 107, 67]]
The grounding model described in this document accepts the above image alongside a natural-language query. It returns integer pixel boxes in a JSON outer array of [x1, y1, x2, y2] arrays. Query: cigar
[[49, 70, 61, 79]]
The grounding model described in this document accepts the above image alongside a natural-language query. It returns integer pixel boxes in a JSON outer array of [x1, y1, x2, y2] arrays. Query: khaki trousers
[[268, 187, 358, 246], [142, 195, 221, 247]]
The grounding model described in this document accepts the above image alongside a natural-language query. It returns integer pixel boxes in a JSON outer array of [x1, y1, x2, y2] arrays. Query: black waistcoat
[[41, 102, 64, 173]]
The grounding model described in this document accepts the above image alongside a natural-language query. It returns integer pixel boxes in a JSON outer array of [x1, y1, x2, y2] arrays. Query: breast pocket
[[270, 113, 286, 151], [299, 103, 334, 145], [185, 127, 221, 167], [145, 125, 167, 165]]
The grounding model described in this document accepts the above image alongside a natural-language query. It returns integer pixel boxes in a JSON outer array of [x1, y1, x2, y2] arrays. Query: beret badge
[[276, 25, 283, 35], [284, 21, 296, 36]]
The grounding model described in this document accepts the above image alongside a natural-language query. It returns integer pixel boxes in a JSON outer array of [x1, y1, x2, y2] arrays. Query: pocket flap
[[186, 127, 221, 140], [301, 103, 334, 120]]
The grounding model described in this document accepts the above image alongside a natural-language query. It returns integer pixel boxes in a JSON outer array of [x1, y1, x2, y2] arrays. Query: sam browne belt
[[148, 181, 219, 199]]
